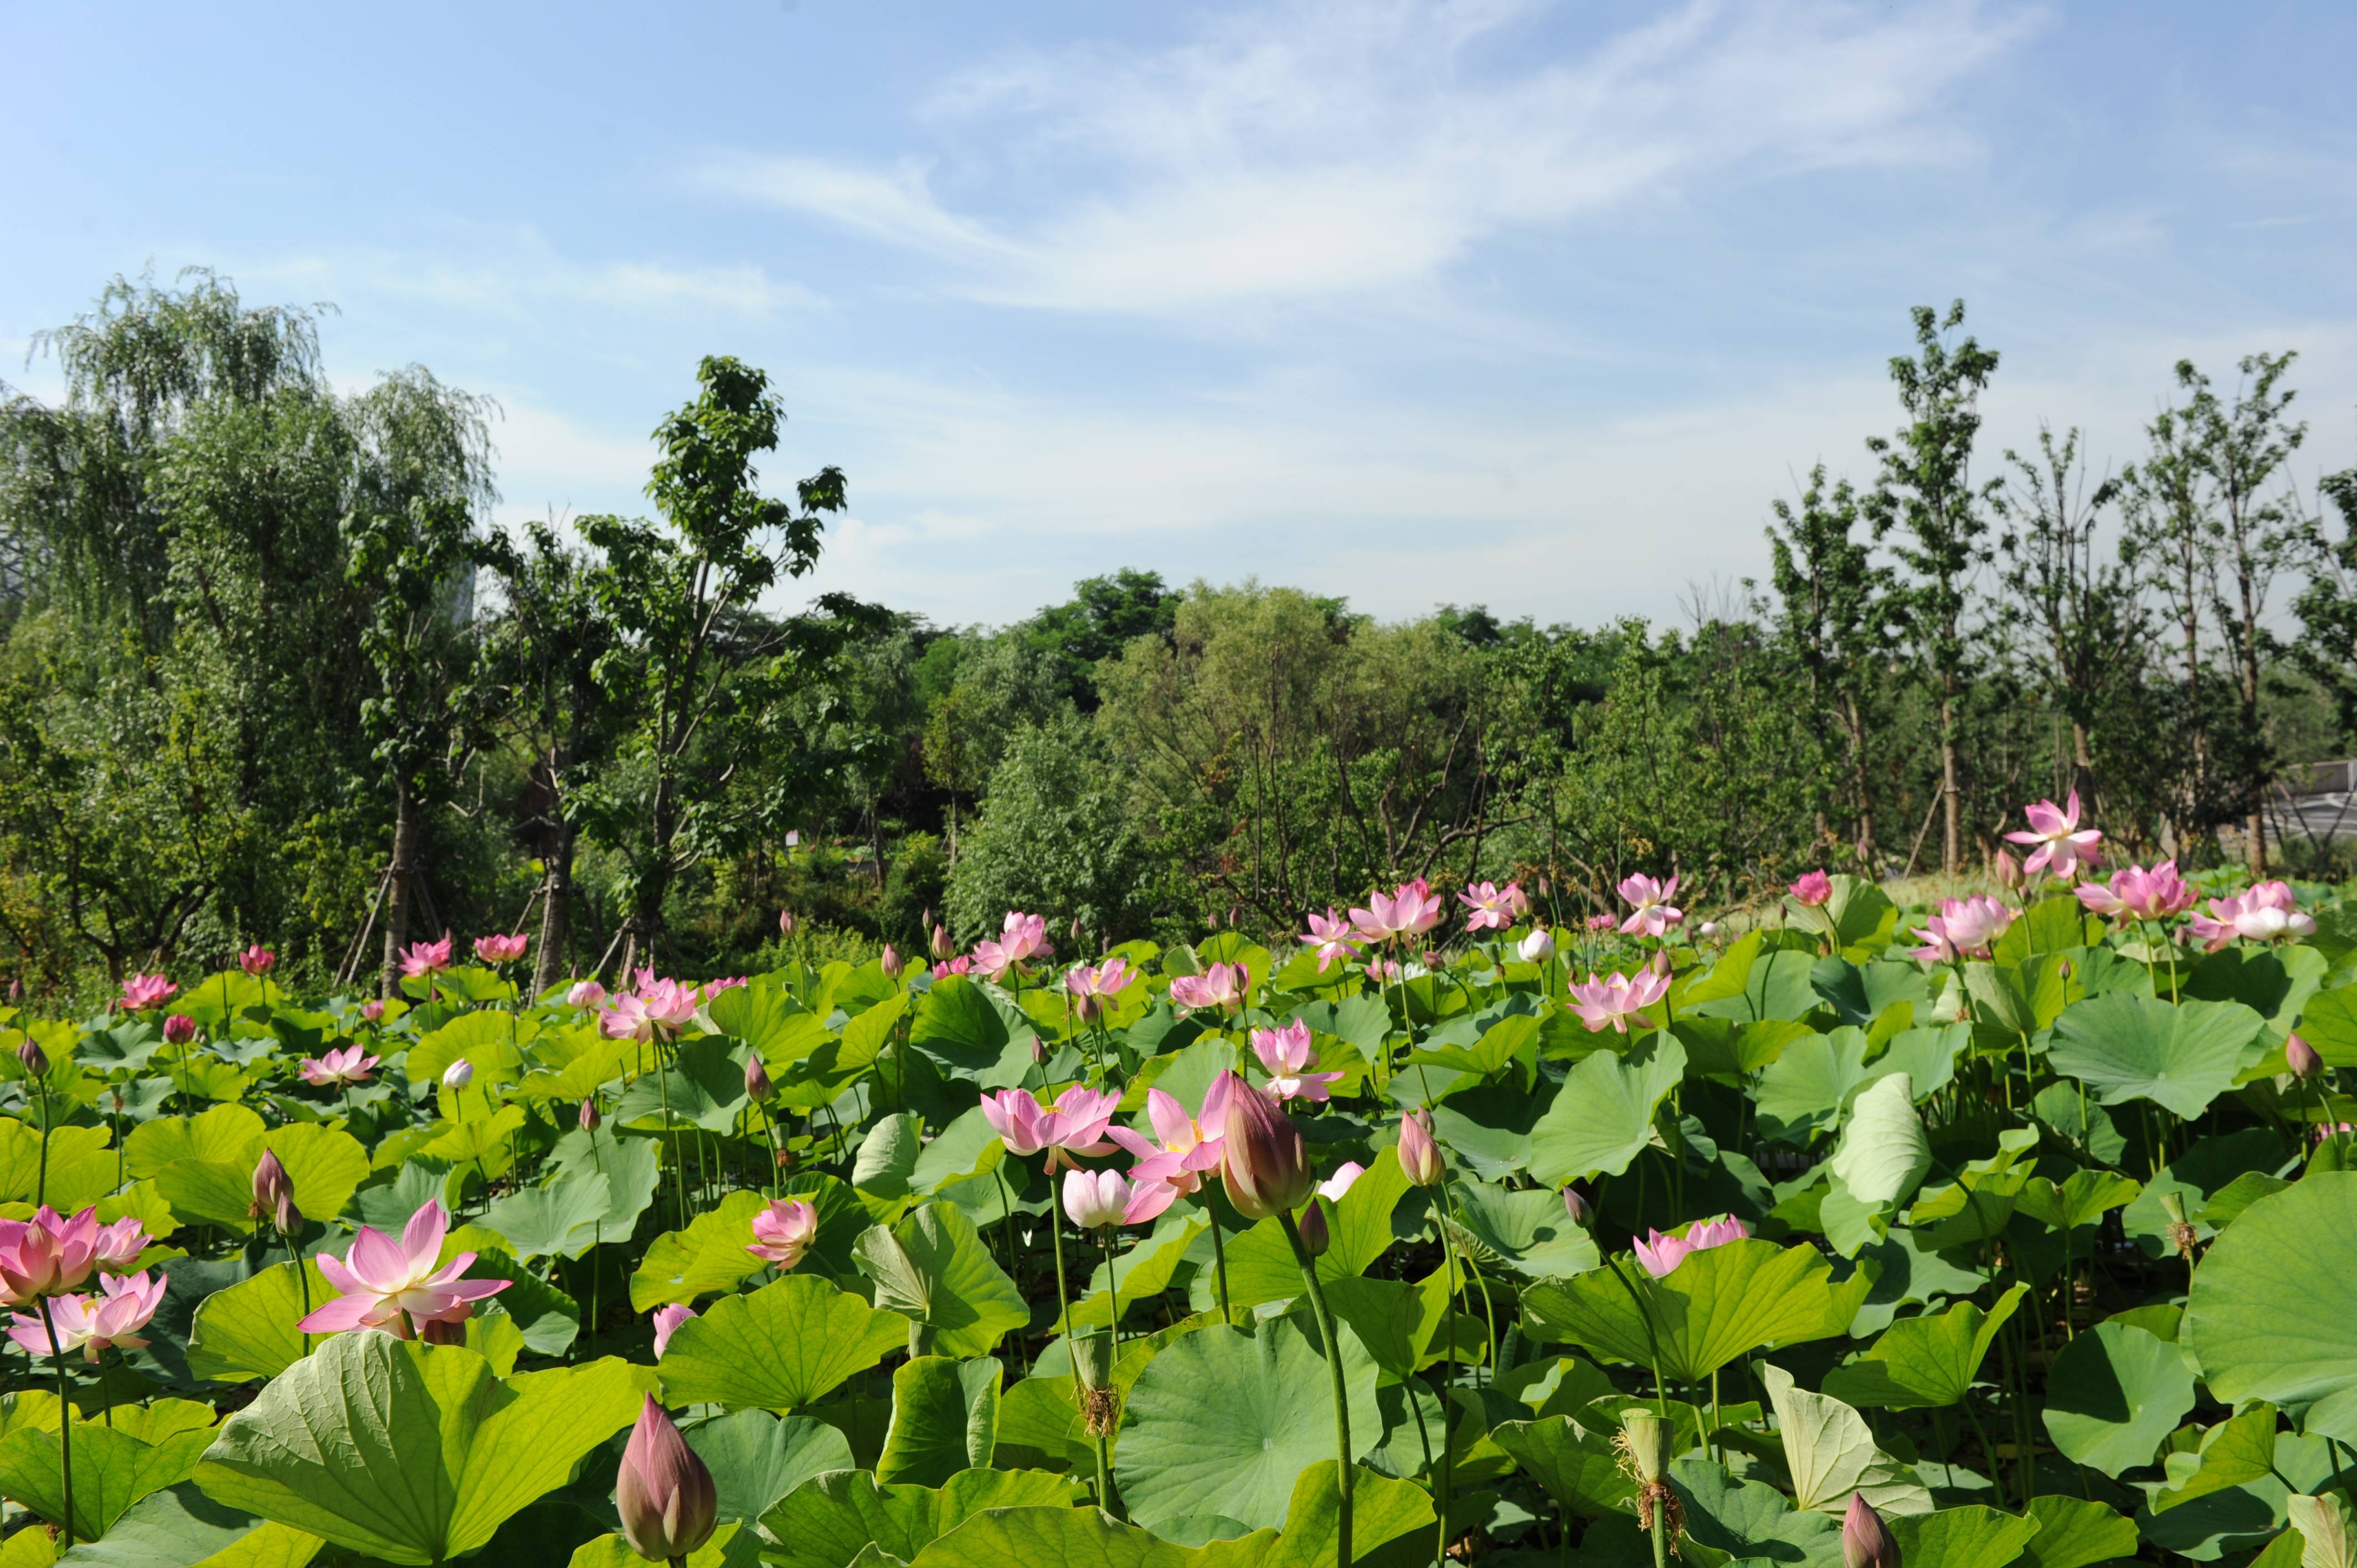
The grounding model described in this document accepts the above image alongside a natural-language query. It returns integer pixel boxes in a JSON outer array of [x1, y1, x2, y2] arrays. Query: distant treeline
[[3, 275, 2354, 1001]]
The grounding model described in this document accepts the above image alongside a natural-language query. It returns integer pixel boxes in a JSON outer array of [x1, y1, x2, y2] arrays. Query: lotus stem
[[1207, 1200, 1232, 1327], [1279, 1208, 1350, 1568], [40, 1296, 72, 1548]]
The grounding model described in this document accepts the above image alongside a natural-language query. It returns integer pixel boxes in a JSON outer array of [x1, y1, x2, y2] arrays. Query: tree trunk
[[1939, 683, 1962, 876], [379, 777, 420, 999], [1843, 694, 1877, 867], [532, 814, 576, 997]]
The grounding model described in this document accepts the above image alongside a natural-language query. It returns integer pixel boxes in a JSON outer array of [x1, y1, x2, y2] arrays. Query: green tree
[[580, 357, 846, 978], [1865, 301, 2001, 874]]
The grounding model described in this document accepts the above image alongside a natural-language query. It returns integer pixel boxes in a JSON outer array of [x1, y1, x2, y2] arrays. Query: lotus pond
[[0, 823, 2351, 1568]]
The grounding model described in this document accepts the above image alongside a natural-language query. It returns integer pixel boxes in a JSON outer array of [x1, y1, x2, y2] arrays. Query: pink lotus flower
[[299, 1200, 510, 1337], [1169, 962, 1249, 1014], [359, 1000, 386, 1023], [1365, 958, 1402, 983], [2075, 860, 2195, 921], [745, 1198, 819, 1268], [1397, 1108, 1444, 1187], [91, 1217, 148, 1273], [616, 1396, 718, 1564], [567, 979, 608, 1008], [980, 1084, 1121, 1172], [299, 1043, 379, 1087], [0, 1207, 102, 1302], [474, 933, 529, 964], [699, 977, 746, 1002], [1633, 1214, 1749, 1278], [1063, 1168, 1134, 1230], [1299, 909, 1365, 973], [7, 1270, 166, 1362], [238, 945, 275, 976], [1992, 849, 2024, 890], [651, 1303, 696, 1359], [1617, 875, 1684, 938], [1519, 928, 1555, 963], [1789, 870, 1832, 907], [1109, 1076, 1235, 1223], [1908, 895, 2015, 962], [601, 976, 702, 1041], [1251, 1019, 1344, 1102], [398, 937, 455, 979], [972, 911, 1053, 981], [120, 973, 174, 1011], [1566, 968, 1672, 1033], [162, 1014, 197, 1045], [932, 956, 974, 979], [2188, 882, 2317, 950], [1319, 1160, 1367, 1202], [2004, 791, 2103, 879], [1065, 957, 1138, 1022], [1459, 881, 1521, 933], [1350, 879, 1445, 945], [1585, 913, 1617, 932]]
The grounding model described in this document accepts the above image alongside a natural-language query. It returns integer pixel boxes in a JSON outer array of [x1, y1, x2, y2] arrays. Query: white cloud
[[704, 0, 2042, 314]]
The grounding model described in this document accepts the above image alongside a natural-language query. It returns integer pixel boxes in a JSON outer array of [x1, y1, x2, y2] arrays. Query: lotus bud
[[1993, 848, 2024, 890], [1072, 917, 1085, 945], [1698, 921, 1720, 938], [1519, 927, 1555, 963], [1298, 1198, 1329, 1257], [579, 1097, 601, 1133], [1397, 1108, 1445, 1188], [253, 1148, 301, 1233], [1222, 1084, 1314, 1219], [744, 1056, 773, 1101], [15, 1038, 46, 1076], [1842, 1493, 1899, 1568], [360, 1000, 385, 1023], [616, 1396, 719, 1562], [1030, 1037, 1049, 1067], [930, 924, 956, 961], [879, 943, 904, 979], [1561, 1185, 1593, 1227], [2289, 1033, 2323, 1080], [441, 1059, 474, 1091], [162, 1013, 197, 1045], [568, 979, 607, 1008], [1538, 877, 1551, 896], [651, 1303, 696, 1359], [1651, 949, 1672, 976], [778, 909, 797, 937]]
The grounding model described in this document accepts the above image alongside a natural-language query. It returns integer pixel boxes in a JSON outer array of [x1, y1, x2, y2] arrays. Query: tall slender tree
[[1865, 301, 2001, 874]]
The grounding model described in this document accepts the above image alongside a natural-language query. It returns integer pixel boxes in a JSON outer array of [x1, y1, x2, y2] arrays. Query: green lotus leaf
[[1489, 1416, 1636, 1518], [2047, 993, 2263, 1119], [2041, 1321, 2198, 1476], [186, 1258, 336, 1384], [2016, 1495, 2137, 1568], [1823, 1285, 2025, 1410], [1115, 1318, 1381, 1533], [1828, 1072, 1932, 1207], [687, 1409, 855, 1529], [0, 1120, 120, 1213], [1257, 1460, 1433, 1568], [1443, 1178, 1599, 1280], [567, 1520, 765, 1568], [2155, 1404, 2281, 1514], [192, 1332, 644, 1565], [630, 1188, 771, 1311], [255, 1123, 370, 1230], [0, 1414, 216, 1540], [48, 1479, 323, 1567], [876, 1355, 1002, 1487], [854, 1201, 1028, 1358], [760, 1467, 1085, 1568], [1755, 1028, 1872, 1142], [1670, 1456, 1841, 1565], [659, 1273, 907, 1412], [1526, 1035, 1686, 1185], [1885, 1505, 2044, 1568], [2184, 1172, 2357, 1440], [1759, 1364, 1929, 1515], [1521, 1240, 1874, 1384]]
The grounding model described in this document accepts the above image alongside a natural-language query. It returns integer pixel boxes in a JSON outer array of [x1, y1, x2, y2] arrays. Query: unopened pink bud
[[616, 1396, 718, 1562], [162, 1014, 197, 1045], [2288, 1033, 2323, 1080]]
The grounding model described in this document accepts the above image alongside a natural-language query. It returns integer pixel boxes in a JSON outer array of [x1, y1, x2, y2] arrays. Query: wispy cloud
[[703, 0, 2041, 314]]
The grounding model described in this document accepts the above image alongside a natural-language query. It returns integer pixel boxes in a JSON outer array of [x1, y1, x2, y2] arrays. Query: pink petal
[[299, 1293, 390, 1333], [401, 1202, 449, 1275], [1145, 1089, 1193, 1148], [344, 1227, 409, 1293]]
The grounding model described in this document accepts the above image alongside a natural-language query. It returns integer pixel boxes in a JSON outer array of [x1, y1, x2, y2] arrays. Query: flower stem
[[33, 1077, 50, 1209], [1434, 1208, 1460, 1568], [40, 1296, 73, 1548], [1207, 1200, 1232, 1327], [1049, 1190, 1078, 1404], [1279, 1208, 1351, 1568]]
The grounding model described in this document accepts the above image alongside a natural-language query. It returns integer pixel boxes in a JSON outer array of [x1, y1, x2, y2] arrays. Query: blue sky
[[6, 0, 2354, 627]]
